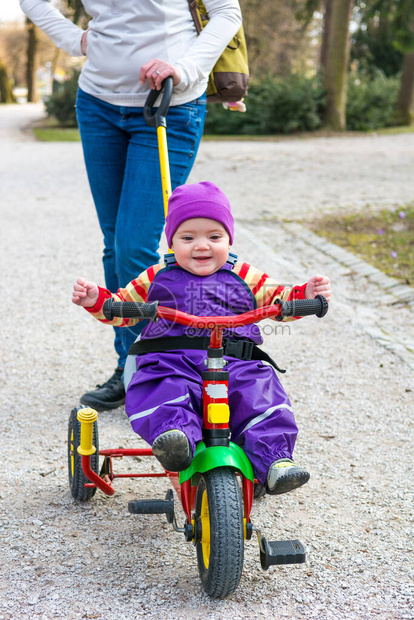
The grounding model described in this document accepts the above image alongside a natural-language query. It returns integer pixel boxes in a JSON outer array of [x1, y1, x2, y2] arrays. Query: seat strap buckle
[[224, 339, 254, 360]]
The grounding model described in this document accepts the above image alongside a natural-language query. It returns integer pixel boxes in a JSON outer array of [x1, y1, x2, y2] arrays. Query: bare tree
[[0, 23, 74, 90], [21, 1, 89, 102], [25, 18, 38, 102], [0, 58, 15, 103], [240, 0, 320, 78], [64, 0, 89, 25]]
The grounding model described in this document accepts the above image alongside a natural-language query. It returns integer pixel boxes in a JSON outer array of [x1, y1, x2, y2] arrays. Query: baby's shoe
[[152, 430, 193, 472], [266, 458, 310, 495]]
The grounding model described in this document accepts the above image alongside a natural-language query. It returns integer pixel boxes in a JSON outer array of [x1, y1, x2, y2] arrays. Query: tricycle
[[68, 294, 328, 598]]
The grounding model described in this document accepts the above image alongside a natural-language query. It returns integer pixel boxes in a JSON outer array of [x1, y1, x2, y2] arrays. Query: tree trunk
[[394, 51, 414, 125], [0, 59, 15, 103], [51, 47, 61, 94], [71, 0, 83, 25], [322, 0, 354, 130], [320, 0, 332, 71], [26, 18, 38, 103]]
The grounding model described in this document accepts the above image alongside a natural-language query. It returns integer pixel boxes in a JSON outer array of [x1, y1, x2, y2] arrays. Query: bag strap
[[187, 0, 202, 35]]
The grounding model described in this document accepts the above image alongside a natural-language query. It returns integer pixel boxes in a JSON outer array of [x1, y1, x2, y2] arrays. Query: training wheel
[[67, 406, 99, 501]]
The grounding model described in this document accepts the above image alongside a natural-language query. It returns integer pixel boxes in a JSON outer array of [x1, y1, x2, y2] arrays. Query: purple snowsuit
[[125, 259, 298, 485]]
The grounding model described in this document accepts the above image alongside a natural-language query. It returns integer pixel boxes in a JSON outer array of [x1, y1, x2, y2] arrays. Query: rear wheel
[[194, 467, 244, 598], [68, 407, 99, 502]]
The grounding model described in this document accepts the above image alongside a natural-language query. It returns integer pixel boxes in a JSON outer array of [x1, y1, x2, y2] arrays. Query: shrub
[[41, 68, 401, 134], [44, 70, 79, 126], [346, 71, 400, 131], [204, 74, 325, 135]]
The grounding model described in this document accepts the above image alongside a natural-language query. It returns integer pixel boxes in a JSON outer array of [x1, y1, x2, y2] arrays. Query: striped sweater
[[86, 261, 307, 327]]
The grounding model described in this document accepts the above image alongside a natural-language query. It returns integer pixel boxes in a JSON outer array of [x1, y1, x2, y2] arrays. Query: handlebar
[[277, 295, 329, 320], [103, 298, 159, 322], [143, 76, 174, 129], [102, 295, 328, 327]]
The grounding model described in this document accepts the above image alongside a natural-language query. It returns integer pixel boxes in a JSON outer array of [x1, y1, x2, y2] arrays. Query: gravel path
[[1, 104, 413, 620]]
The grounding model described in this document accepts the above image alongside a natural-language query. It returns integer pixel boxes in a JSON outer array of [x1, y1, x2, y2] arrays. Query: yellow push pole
[[143, 77, 174, 251], [156, 125, 172, 220]]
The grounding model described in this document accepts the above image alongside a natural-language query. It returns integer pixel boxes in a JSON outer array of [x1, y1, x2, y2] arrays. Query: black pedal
[[128, 490, 174, 523], [260, 537, 305, 570]]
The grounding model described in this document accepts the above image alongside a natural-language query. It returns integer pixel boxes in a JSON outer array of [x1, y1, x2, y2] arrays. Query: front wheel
[[194, 467, 244, 598], [68, 407, 99, 502]]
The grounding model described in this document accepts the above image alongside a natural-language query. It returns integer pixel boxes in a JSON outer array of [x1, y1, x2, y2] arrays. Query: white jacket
[[19, 0, 242, 106]]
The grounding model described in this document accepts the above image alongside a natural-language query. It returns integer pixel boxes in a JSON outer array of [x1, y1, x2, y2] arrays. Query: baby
[[72, 182, 331, 495]]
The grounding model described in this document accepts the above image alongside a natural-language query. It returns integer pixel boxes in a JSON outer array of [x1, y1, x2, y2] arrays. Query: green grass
[[204, 125, 414, 139], [32, 127, 80, 142], [307, 205, 414, 286], [31, 121, 414, 143], [372, 124, 414, 136]]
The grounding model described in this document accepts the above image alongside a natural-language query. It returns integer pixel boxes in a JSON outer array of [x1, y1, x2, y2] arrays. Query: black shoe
[[266, 459, 310, 495], [152, 430, 193, 472], [80, 367, 125, 411]]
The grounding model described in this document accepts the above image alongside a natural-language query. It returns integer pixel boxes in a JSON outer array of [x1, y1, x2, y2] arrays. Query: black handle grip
[[103, 298, 159, 321], [279, 295, 329, 320], [143, 76, 173, 128]]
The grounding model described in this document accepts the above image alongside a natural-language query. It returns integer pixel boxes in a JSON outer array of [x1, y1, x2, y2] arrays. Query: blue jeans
[[76, 88, 207, 368]]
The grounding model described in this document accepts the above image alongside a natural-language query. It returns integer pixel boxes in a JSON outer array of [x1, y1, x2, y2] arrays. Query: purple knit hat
[[165, 181, 234, 246]]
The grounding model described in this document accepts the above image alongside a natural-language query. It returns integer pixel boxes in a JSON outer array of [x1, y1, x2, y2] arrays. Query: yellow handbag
[[187, 0, 249, 103]]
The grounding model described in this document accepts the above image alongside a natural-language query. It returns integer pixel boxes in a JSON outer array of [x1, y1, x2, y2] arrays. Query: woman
[[20, 0, 242, 410]]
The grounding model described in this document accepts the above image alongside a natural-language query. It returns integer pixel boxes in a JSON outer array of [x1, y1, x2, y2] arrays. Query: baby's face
[[171, 218, 230, 276]]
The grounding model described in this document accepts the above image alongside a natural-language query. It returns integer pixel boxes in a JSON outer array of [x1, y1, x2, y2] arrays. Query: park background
[[1, 2, 413, 618], [1, 0, 414, 133], [1, 1, 413, 280]]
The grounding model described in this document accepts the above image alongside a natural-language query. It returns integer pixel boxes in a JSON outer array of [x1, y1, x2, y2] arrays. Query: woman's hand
[[81, 29, 89, 55], [223, 100, 246, 113], [140, 59, 181, 90], [305, 275, 331, 303], [72, 277, 99, 307]]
